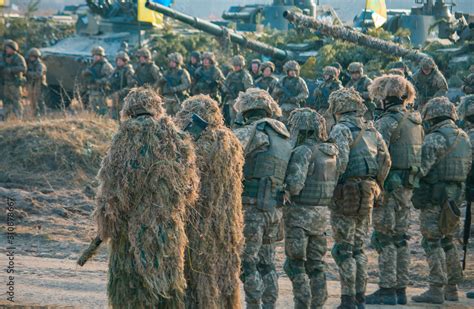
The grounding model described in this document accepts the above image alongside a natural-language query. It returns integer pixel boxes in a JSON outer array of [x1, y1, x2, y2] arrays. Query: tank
[[40, 0, 154, 107]]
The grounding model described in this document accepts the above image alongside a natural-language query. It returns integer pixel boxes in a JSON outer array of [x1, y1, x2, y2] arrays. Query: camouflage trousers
[[241, 205, 282, 309], [27, 83, 46, 117], [3, 83, 23, 119], [88, 90, 108, 116], [284, 205, 328, 309], [330, 211, 370, 297], [371, 186, 412, 289], [420, 205, 463, 287]]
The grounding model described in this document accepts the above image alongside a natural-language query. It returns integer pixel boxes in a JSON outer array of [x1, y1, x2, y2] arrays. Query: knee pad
[[257, 261, 276, 277], [306, 259, 326, 278], [283, 258, 305, 280], [371, 231, 393, 253], [441, 237, 455, 252], [421, 237, 441, 254], [331, 242, 353, 265], [393, 234, 410, 248]]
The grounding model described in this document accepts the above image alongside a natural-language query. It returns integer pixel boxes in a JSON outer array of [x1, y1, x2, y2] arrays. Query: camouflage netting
[[175, 95, 244, 309], [328, 87, 367, 115], [368, 74, 416, 104], [234, 88, 282, 118], [94, 87, 199, 308], [288, 107, 328, 141]]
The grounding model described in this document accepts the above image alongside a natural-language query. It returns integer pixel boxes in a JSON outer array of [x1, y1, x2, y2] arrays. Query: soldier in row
[[254, 61, 279, 95], [160, 52, 191, 116], [412, 57, 448, 109], [108, 51, 135, 120], [1, 40, 27, 119]]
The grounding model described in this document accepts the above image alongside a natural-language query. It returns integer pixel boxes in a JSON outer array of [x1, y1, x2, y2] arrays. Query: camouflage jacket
[[462, 73, 474, 95], [108, 64, 135, 96], [26, 58, 47, 86], [413, 69, 448, 107], [250, 71, 261, 82], [160, 67, 191, 97], [255, 75, 279, 94], [313, 79, 343, 110], [223, 69, 253, 101], [272, 76, 309, 106], [345, 75, 372, 100], [2, 52, 27, 84], [186, 62, 201, 81], [83, 59, 113, 90], [193, 65, 224, 98], [134, 62, 162, 88], [285, 138, 319, 195]]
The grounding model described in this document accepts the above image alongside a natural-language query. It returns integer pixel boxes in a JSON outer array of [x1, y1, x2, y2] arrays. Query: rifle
[[463, 188, 472, 270], [77, 235, 103, 266]]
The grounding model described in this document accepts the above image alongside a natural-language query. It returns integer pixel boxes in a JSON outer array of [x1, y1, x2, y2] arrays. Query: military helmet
[[323, 66, 339, 78], [136, 48, 152, 59], [288, 108, 327, 140], [4, 39, 19, 52], [283, 60, 300, 74], [387, 61, 408, 72], [231, 55, 246, 67], [168, 52, 184, 66], [91, 46, 105, 56], [202, 51, 216, 64], [115, 51, 130, 62], [329, 88, 366, 115], [369, 74, 416, 105], [234, 88, 282, 118], [260, 61, 275, 73], [420, 57, 437, 70], [462, 95, 474, 118], [347, 62, 364, 74], [27, 48, 41, 58], [251, 59, 261, 65], [190, 51, 201, 61], [422, 97, 457, 122]]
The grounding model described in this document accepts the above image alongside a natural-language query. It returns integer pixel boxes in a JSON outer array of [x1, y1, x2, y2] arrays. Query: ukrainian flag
[[366, 0, 387, 28], [138, 0, 173, 25]]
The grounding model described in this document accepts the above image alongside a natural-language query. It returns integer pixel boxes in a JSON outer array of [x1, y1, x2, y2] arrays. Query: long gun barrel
[[145, 1, 295, 62], [283, 10, 430, 63]]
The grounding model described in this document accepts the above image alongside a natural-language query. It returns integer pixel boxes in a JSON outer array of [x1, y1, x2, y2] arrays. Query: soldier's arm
[[97, 62, 114, 85], [285, 146, 312, 196], [375, 130, 392, 186], [329, 124, 353, 175], [243, 71, 253, 90], [375, 115, 399, 148], [126, 67, 137, 88], [360, 78, 372, 100], [294, 78, 309, 101], [433, 72, 448, 97], [9, 55, 27, 74], [420, 132, 448, 177], [173, 69, 191, 93], [152, 65, 164, 89]]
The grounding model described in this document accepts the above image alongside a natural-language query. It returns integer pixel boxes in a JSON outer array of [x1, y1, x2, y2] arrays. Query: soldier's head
[[176, 94, 224, 129], [121, 87, 163, 121], [323, 66, 339, 81], [202, 52, 216, 67], [91, 46, 105, 62], [232, 55, 245, 71], [27, 48, 41, 61], [422, 96, 457, 130], [168, 52, 184, 69], [284, 60, 300, 78], [328, 88, 366, 121], [461, 95, 474, 124], [420, 57, 437, 75], [330, 62, 343, 78], [369, 74, 416, 110], [190, 51, 201, 65], [115, 51, 130, 67], [4, 39, 18, 55], [261, 61, 275, 77], [288, 108, 327, 144], [136, 48, 152, 64], [347, 62, 363, 81], [234, 88, 282, 123], [251, 59, 261, 75]]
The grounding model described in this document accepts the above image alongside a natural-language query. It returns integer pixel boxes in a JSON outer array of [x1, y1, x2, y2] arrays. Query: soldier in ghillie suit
[[233, 88, 293, 309], [272, 60, 309, 123], [186, 51, 201, 83], [94, 87, 200, 308], [313, 66, 343, 113], [175, 95, 244, 309], [108, 51, 135, 120], [412, 57, 448, 110], [250, 58, 262, 81], [1, 39, 26, 119], [82, 46, 113, 115], [134, 48, 162, 89], [412, 97, 472, 304], [328, 88, 391, 309], [345, 62, 375, 121], [255, 61, 278, 95], [223, 55, 253, 126], [160, 52, 191, 116], [283, 108, 339, 309], [193, 52, 224, 103], [366, 75, 423, 305], [26, 48, 47, 117]]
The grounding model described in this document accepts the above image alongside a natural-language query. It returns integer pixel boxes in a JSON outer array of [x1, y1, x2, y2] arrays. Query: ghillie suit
[[175, 95, 245, 309], [94, 87, 199, 309]]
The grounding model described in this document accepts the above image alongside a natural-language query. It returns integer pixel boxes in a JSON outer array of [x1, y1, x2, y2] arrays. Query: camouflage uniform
[[367, 75, 423, 305], [82, 46, 113, 115], [412, 97, 472, 304], [26, 48, 47, 117], [328, 88, 391, 309], [193, 52, 224, 102], [272, 61, 309, 123], [108, 52, 135, 120], [462, 73, 474, 95], [345, 62, 375, 120], [233, 89, 292, 309], [223, 55, 253, 125], [186, 51, 201, 83], [134, 48, 162, 89], [160, 52, 191, 116], [284, 108, 339, 309], [412, 58, 448, 109], [255, 61, 278, 94], [313, 66, 343, 113], [2, 40, 26, 119]]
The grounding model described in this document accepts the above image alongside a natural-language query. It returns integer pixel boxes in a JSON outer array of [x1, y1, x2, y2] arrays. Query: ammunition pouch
[[439, 199, 461, 235], [332, 178, 379, 216], [243, 177, 280, 212]]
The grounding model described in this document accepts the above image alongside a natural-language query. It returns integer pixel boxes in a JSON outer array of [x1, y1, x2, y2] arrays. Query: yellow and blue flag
[[138, 0, 173, 25], [366, 0, 387, 28]]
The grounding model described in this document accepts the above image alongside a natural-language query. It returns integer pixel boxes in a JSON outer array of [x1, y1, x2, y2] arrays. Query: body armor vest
[[226, 70, 247, 98], [195, 67, 219, 93], [110, 65, 132, 92], [136, 63, 157, 86], [164, 69, 183, 87], [425, 126, 471, 183], [293, 142, 339, 207]]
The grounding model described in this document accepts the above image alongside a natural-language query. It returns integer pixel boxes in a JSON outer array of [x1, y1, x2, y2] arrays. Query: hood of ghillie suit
[[94, 86, 199, 306], [369, 74, 416, 106], [175, 94, 224, 129], [328, 87, 367, 116], [288, 107, 328, 141], [234, 88, 282, 119]]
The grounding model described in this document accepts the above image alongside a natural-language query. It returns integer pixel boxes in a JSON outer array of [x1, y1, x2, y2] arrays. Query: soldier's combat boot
[[337, 295, 356, 309], [445, 284, 459, 301], [396, 288, 407, 305], [366, 288, 397, 305], [355, 292, 365, 309], [412, 286, 444, 304]]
